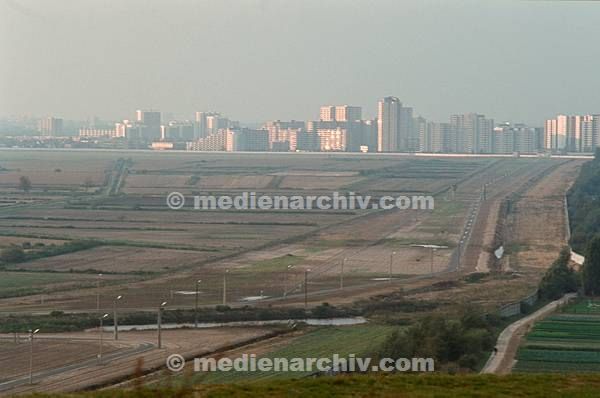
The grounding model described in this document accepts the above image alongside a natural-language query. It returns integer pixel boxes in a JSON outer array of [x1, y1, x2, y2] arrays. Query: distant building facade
[[38, 117, 63, 136]]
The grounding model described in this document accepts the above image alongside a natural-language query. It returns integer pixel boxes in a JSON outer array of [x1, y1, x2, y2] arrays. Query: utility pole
[[158, 301, 167, 349], [96, 273, 103, 312], [222, 270, 229, 306], [29, 328, 39, 385], [389, 251, 396, 283], [340, 258, 346, 290], [98, 313, 108, 364], [113, 295, 122, 340], [194, 279, 202, 328], [304, 269, 310, 309], [284, 265, 293, 297]]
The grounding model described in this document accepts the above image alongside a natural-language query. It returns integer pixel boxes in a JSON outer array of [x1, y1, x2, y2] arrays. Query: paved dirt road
[[481, 293, 577, 375]]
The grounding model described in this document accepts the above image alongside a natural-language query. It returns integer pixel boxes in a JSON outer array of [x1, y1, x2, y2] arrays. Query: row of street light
[[26, 247, 454, 385]]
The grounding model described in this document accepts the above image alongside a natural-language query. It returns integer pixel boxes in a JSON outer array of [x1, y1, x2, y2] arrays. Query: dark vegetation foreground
[[26, 373, 600, 398]]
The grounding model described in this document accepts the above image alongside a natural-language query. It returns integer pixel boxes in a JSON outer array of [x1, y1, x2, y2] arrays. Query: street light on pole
[[304, 268, 310, 310], [194, 279, 202, 329], [410, 244, 448, 275], [96, 273, 103, 312], [28, 328, 40, 385], [113, 295, 122, 340], [222, 270, 229, 306], [98, 313, 109, 364], [157, 301, 167, 349], [284, 265, 293, 297], [340, 258, 347, 290], [389, 252, 396, 283]]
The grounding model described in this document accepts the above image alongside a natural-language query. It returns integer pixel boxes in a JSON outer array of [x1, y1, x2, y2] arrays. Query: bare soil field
[[1, 327, 276, 395], [0, 150, 587, 394], [0, 338, 121, 383], [0, 151, 576, 315], [6, 246, 203, 274], [506, 160, 583, 269]]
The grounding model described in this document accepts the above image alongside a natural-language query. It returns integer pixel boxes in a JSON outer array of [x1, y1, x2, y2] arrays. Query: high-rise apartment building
[[38, 117, 63, 136], [319, 105, 362, 122], [135, 110, 161, 140], [194, 112, 232, 139], [230, 128, 270, 152], [544, 114, 598, 152], [263, 120, 305, 151], [377, 97, 401, 152], [422, 122, 452, 153], [492, 123, 541, 154], [161, 121, 195, 141], [450, 113, 494, 154], [377, 97, 414, 152]]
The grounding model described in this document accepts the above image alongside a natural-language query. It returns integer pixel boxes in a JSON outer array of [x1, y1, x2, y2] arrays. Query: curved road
[[481, 293, 577, 374]]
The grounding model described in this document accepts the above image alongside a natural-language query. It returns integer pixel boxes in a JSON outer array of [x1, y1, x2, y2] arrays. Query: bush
[[374, 306, 495, 371], [538, 247, 578, 300], [0, 246, 26, 263]]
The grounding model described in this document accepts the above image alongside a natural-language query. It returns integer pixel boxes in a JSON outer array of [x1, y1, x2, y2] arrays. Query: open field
[[0, 150, 588, 395], [0, 151, 496, 311], [0, 327, 277, 395], [515, 299, 600, 373], [0, 338, 121, 383], [181, 324, 395, 384], [0, 271, 129, 299], [0, 150, 583, 313]]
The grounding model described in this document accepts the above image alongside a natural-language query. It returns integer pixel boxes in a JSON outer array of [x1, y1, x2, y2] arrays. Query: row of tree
[[567, 148, 600, 295]]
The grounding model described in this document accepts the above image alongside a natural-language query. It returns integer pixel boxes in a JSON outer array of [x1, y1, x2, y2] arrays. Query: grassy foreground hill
[[27, 374, 600, 398]]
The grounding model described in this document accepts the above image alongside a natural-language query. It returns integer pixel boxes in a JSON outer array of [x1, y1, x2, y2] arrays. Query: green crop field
[[0, 271, 109, 298], [515, 299, 600, 373], [174, 324, 395, 385]]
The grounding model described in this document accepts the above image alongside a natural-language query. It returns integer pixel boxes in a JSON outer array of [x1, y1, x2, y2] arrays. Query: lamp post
[[113, 295, 122, 340], [28, 328, 40, 385], [304, 269, 310, 310], [410, 244, 448, 275], [158, 301, 167, 349], [284, 265, 294, 297], [98, 313, 109, 364], [389, 251, 396, 283], [96, 273, 103, 312], [222, 270, 229, 306], [340, 258, 347, 290], [194, 279, 202, 329]]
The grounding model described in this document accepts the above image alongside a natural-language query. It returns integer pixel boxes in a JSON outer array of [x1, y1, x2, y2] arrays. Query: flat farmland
[[0, 271, 127, 299], [515, 300, 600, 373], [4, 246, 203, 274], [0, 338, 122, 384], [0, 151, 117, 194], [0, 150, 568, 313]]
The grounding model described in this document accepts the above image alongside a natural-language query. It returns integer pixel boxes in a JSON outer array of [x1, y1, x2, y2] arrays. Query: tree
[[18, 176, 31, 193], [583, 236, 600, 296], [0, 246, 26, 263], [538, 247, 579, 300], [82, 177, 94, 192]]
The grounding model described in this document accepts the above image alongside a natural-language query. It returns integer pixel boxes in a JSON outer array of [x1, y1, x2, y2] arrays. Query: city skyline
[[2, 1, 600, 124]]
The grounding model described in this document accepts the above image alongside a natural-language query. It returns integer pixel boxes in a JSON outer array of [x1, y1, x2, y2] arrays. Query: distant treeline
[[567, 148, 600, 253]]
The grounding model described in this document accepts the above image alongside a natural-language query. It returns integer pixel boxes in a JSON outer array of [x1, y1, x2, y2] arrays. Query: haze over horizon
[[1, 0, 599, 125]]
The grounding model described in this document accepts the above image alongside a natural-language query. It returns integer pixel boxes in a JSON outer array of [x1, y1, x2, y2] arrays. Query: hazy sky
[[1, 0, 599, 125]]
